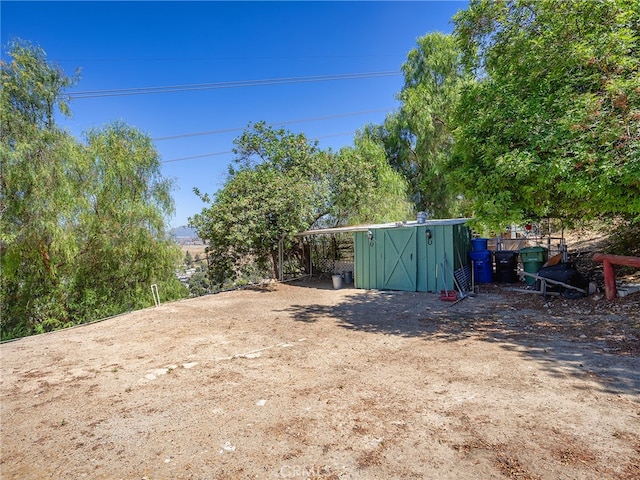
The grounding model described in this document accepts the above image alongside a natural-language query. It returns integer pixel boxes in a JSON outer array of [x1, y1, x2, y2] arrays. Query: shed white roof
[[296, 218, 471, 236]]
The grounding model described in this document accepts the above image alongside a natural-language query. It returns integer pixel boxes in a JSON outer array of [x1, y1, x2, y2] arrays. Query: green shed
[[354, 219, 471, 292]]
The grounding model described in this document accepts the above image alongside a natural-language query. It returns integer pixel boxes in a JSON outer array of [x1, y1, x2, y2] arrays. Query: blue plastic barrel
[[469, 250, 493, 283], [471, 238, 489, 252]]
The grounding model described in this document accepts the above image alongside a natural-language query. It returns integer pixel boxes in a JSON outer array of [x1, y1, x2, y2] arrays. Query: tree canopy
[[190, 122, 411, 286], [0, 41, 186, 339], [451, 0, 640, 230], [360, 32, 468, 217]]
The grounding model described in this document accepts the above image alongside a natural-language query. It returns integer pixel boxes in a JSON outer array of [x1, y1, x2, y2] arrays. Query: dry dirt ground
[[1, 279, 639, 480]]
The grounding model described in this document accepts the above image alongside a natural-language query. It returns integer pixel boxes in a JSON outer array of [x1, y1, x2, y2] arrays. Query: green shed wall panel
[[382, 228, 417, 291], [355, 222, 471, 292], [417, 224, 452, 292], [354, 231, 378, 289]]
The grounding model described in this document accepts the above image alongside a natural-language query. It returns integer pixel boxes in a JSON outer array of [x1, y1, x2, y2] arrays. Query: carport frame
[[278, 223, 390, 282]]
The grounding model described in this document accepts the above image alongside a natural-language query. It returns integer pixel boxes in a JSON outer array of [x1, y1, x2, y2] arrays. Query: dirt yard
[[1, 279, 639, 479]]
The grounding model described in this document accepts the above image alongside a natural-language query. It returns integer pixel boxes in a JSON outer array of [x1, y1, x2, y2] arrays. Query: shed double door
[[381, 228, 417, 291]]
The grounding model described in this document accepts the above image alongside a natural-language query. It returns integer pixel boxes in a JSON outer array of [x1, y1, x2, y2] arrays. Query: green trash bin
[[519, 246, 547, 285]]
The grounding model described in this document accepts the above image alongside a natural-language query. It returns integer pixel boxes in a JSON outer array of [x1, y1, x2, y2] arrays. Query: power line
[[160, 131, 356, 164], [68, 71, 401, 99], [162, 151, 233, 164], [55, 54, 397, 63], [153, 108, 395, 141]]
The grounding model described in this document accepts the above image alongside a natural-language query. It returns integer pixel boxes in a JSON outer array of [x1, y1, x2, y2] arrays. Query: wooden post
[[592, 253, 640, 300], [600, 259, 617, 300]]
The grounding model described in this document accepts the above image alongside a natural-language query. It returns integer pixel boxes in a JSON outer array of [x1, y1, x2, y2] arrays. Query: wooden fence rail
[[592, 253, 640, 300]]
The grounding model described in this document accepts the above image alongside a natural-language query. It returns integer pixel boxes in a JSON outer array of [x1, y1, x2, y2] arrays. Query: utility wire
[[153, 107, 395, 141], [162, 151, 233, 164], [68, 71, 401, 99], [56, 54, 397, 63], [161, 131, 355, 164]]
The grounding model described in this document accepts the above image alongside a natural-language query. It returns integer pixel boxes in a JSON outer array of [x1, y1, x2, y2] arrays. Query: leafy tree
[[0, 40, 78, 135], [70, 122, 185, 320], [331, 135, 412, 225], [360, 33, 467, 217], [1, 40, 81, 336], [451, 0, 640, 230], [192, 123, 322, 285], [1, 41, 186, 339], [188, 271, 210, 297], [190, 122, 411, 286]]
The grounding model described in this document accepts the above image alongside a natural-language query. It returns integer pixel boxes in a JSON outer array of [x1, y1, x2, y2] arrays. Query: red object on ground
[[592, 253, 640, 300], [439, 290, 458, 301]]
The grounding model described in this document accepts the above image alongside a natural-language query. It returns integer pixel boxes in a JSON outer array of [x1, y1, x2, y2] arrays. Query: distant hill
[[169, 226, 201, 244], [170, 226, 197, 237]]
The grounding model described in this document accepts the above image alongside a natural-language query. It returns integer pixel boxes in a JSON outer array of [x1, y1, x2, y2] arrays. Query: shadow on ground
[[282, 279, 640, 398]]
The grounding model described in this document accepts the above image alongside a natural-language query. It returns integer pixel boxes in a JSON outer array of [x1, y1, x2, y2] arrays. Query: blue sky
[[1, 1, 467, 227]]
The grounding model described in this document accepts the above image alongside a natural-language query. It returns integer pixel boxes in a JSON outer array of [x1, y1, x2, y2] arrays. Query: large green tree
[[1, 41, 82, 336], [190, 122, 410, 286], [361, 32, 467, 217], [69, 122, 184, 320], [452, 0, 640, 230], [330, 135, 412, 226], [1, 41, 185, 339]]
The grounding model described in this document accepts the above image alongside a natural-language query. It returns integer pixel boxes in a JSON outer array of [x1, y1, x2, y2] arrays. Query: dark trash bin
[[493, 250, 519, 283]]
